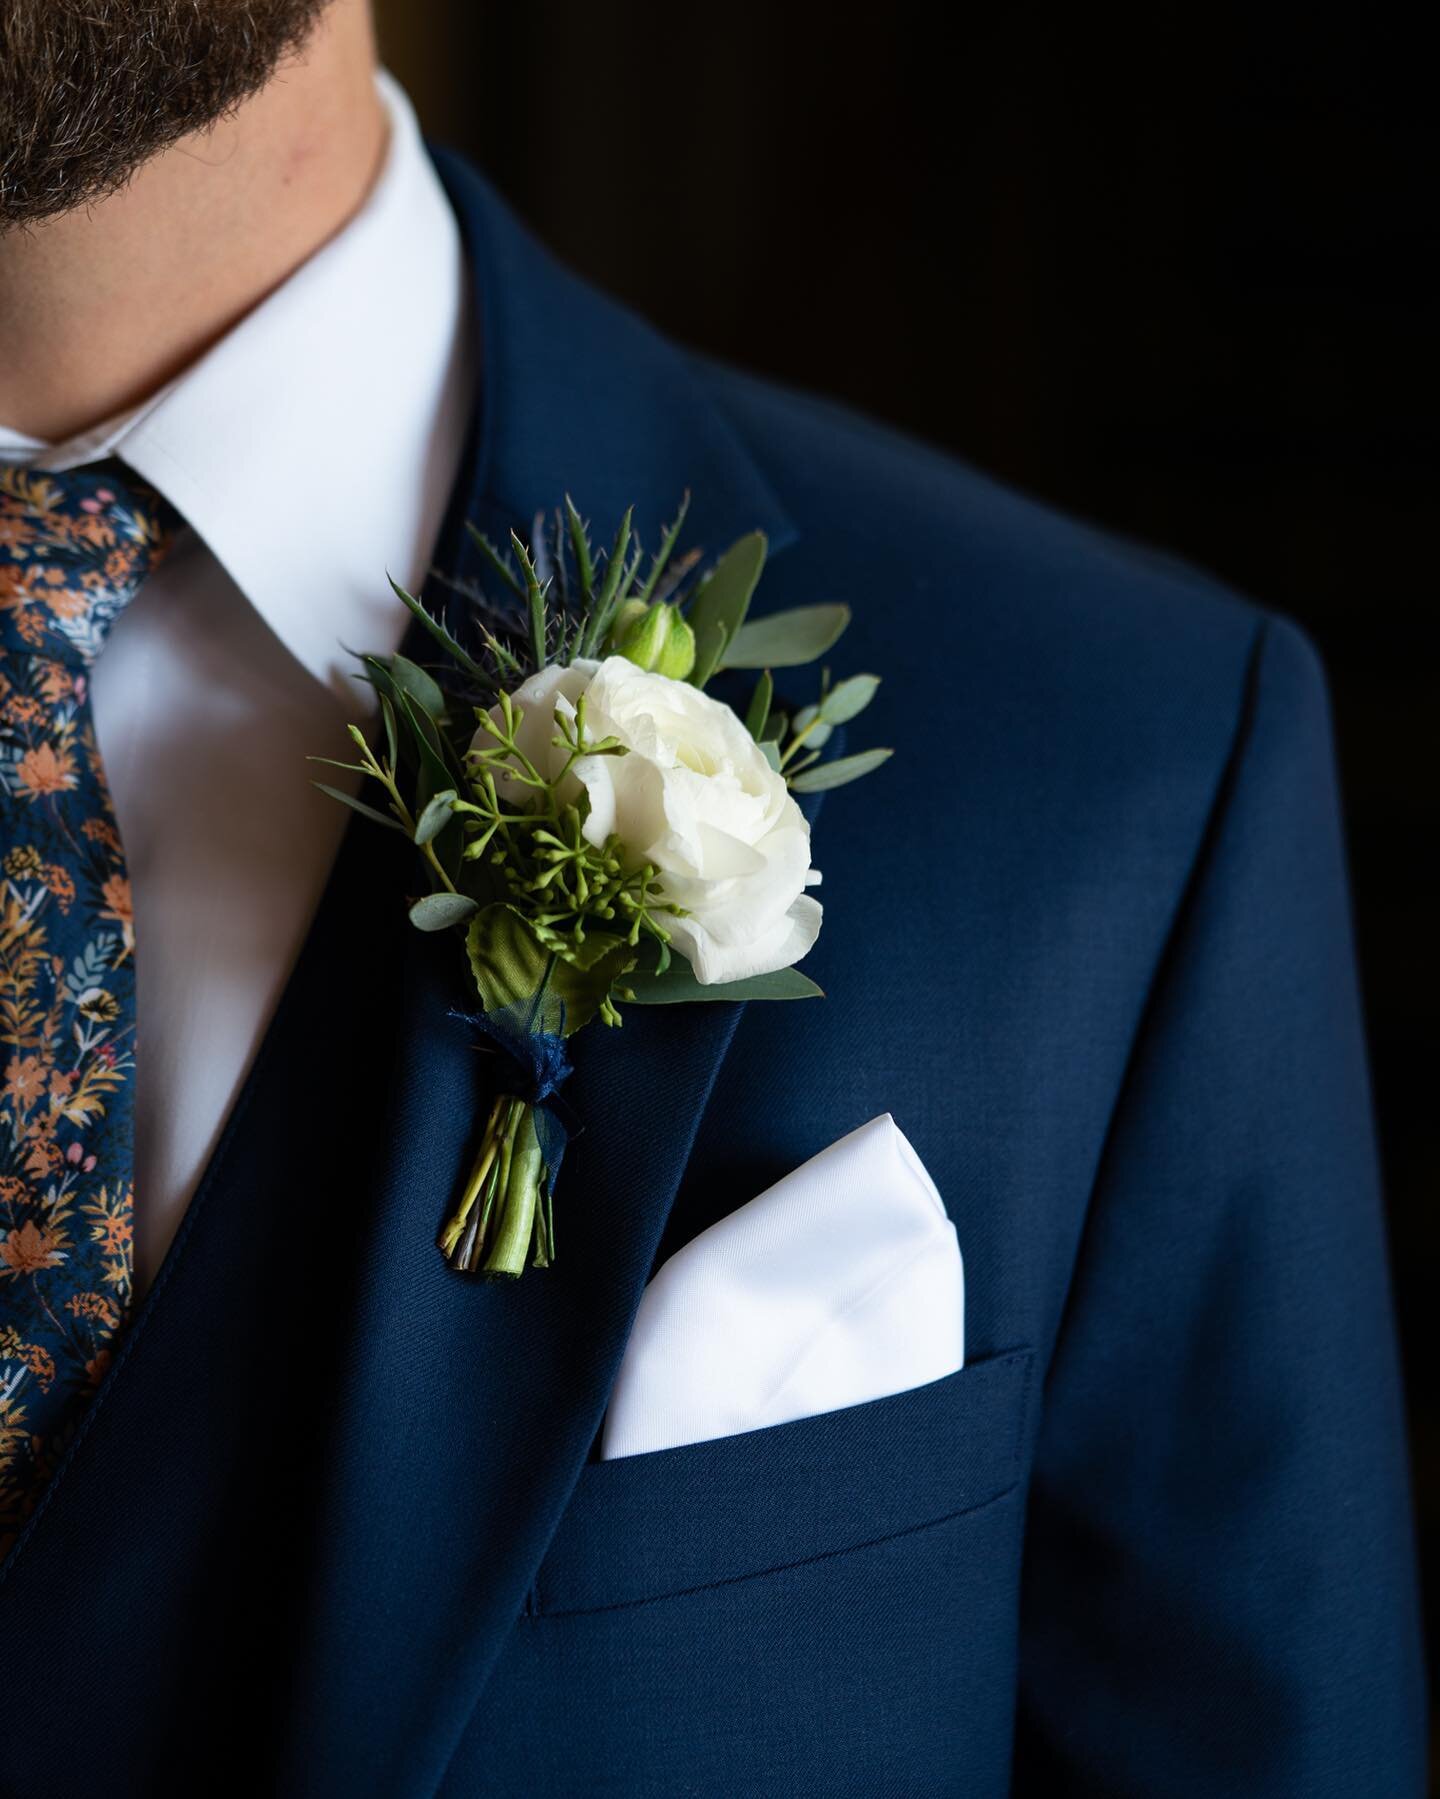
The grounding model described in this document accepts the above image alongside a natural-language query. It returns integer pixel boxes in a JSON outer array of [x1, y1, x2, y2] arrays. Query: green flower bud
[[606, 598, 650, 647], [609, 600, 696, 680]]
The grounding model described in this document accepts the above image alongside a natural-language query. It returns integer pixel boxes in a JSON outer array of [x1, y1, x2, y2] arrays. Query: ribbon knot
[[450, 1002, 579, 1184]]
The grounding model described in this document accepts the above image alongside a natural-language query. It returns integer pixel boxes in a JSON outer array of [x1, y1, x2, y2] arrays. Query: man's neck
[[0, 0, 386, 444]]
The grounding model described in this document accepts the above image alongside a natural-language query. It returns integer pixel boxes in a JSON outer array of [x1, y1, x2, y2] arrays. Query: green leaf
[[396, 688, 458, 808], [382, 652, 446, 722], [462, 523, 526, 601], [633, 491, 692, 606], [507, 531, 551, 672], [466, 906, 635, 1036], [819, 672, 880, 724], [563, 494, 596, 604], [687, 531, 767, 688], [387, 575, 488, 683], [690, 617, 730, 691], [744, 670, 774, 740], [363, 656, 451, 755], [555, 928, 636, 974], [724, 603, 851, 669], [311, 782, 406, 832], [580, 505, 635, 658], [551, 938, 637, 1030], [759, 739, 782, 771], [466, 905, 552, 1013], [408, 891, 479, 931], [379, 693, 399, 769], [415, 789, 457, 845], [789, 747, 894, 792], [791, 703, 833, 752], [621, 963, 824, 1003]]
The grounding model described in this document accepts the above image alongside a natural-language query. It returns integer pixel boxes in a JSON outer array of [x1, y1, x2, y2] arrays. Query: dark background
[[377, 0, 1436, 1730]]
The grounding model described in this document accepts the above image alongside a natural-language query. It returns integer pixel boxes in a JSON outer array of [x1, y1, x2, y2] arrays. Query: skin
[[0, 0, 384, 442]]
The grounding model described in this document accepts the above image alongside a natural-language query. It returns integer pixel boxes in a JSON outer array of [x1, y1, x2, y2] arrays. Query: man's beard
[[0, 0, 333, 230]]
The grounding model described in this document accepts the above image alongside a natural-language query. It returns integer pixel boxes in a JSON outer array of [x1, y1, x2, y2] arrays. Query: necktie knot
[[0, 459, 182, 669]]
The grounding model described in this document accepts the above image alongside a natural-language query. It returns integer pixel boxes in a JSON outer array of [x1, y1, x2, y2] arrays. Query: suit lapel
[[285, 158, 800, 1772], [0, 153, 800, 1798], [430, 145, 797, 564], [284, 933, 751, 1794]]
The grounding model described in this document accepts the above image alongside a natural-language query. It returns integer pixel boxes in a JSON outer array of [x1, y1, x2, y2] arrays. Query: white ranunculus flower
[[474, 656, 822, 984], [479, 659, 600, 805]]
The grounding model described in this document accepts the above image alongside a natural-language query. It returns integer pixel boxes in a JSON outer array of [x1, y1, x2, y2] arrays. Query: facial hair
[[0, 0, 334, 230]]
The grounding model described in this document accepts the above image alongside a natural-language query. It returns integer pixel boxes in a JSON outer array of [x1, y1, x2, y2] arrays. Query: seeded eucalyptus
[[312, 496, 892, 1279]]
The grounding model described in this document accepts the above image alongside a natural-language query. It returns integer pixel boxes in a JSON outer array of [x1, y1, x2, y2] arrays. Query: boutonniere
[[313, 496, 890, 1278]]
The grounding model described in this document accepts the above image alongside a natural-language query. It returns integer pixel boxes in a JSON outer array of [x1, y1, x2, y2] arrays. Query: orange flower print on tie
[[14, 740, 78, 799], [0, 1220, 66, 1276], [0, 460, 181, 1560]]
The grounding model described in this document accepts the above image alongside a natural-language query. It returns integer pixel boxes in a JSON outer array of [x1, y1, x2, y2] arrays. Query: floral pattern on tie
[[0, 462, 180, 1556]]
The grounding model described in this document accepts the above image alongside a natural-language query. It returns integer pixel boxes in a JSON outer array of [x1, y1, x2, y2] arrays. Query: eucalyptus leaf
[[310, 782, 406, 832], [408, 891, 479, 931], [686, 531, 767, 688], [819, 672, 880, 724], [379, 693, 399, 769], [414, 789, 458, 845], [791, 703, 833, 752], [622, 963, 824, 1004], [724, 603, 851, 669], [759, 739, 782, 772], [789, 747, 894, 792], [744, 670, 774, 741]]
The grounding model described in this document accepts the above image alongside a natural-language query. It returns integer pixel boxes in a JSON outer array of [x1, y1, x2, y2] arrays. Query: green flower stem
[[440, 1096, 550, 1278], [418, 839, 459, 895], [484, 1105, 544, 1277], [347, 723, 461, 895], [438, 1094, 507, 1258], [779, 716, 824, 770]]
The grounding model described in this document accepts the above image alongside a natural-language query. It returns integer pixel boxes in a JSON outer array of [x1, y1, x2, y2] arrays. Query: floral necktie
[[0, 459, 181, 1555]]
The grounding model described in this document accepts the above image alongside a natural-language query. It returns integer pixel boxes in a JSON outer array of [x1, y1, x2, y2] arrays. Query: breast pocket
[[532, 1347, 1036, 1616]]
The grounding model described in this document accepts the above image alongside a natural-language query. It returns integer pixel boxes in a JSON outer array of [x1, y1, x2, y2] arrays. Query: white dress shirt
[[0, 73, 473, 1291]]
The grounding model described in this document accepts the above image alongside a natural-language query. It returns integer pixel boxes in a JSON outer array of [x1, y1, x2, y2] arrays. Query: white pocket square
[[600, 1114, 964, 1459]]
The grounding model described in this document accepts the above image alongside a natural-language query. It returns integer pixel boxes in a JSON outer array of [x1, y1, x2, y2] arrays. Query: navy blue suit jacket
[[0, 152, 1423, 1796]]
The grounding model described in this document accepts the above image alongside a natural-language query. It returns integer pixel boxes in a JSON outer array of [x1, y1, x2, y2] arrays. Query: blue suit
[[0, 152, 1423, 1797]]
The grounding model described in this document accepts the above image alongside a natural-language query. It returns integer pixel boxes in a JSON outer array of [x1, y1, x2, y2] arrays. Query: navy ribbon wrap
[[450, 1000, 579, 1189]]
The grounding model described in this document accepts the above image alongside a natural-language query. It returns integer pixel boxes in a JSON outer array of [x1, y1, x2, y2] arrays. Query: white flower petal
[[669, 893, 823, 985], [487, 656, 824, 987]]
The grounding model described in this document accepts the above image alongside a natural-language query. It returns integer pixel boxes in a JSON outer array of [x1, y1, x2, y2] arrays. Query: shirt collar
[[0, 72, 473, 707]]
